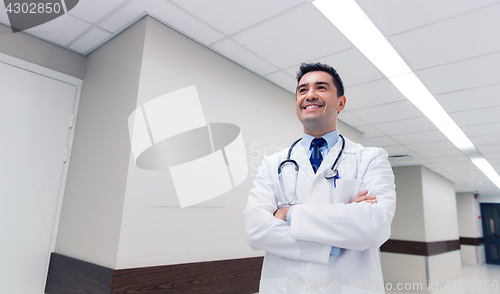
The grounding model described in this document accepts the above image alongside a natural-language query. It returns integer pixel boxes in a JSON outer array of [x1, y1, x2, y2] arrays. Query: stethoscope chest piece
[[324, 169, 338, 179]]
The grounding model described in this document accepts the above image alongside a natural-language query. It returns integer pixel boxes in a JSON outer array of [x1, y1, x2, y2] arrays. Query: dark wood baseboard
[[45, 253, 114, 294], [460, 237, 484, 246], [45, 253, 263, 294], [111, 257, 263, 294], [380, 239, 461, 256]]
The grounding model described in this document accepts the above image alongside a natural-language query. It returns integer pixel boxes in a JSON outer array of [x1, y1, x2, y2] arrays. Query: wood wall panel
[[45, 253, 113, 294], [459, 237, 484, 246], [111, 257, 263, 294], [45, 253, 263, 294], [380, 239, 461, 256]]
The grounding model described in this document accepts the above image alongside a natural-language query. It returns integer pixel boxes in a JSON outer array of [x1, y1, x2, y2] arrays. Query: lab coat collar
[[290, 143, 316, 182]]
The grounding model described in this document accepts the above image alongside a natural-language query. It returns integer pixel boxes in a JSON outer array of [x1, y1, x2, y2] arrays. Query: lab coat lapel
[[292, 145, 316, 182]]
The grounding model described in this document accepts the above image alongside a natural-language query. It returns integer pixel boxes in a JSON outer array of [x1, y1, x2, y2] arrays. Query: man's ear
[[338, 95, 346, 112]]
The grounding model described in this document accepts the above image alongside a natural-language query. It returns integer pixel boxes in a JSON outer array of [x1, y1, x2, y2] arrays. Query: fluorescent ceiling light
[[389, 73, 474, 150], [314, 0, 500, 190], [313, 0, 411, 78], [472, 158, 500, 188]]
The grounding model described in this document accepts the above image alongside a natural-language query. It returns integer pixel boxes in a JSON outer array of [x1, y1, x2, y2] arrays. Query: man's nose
[[305, 90, 318, 100]]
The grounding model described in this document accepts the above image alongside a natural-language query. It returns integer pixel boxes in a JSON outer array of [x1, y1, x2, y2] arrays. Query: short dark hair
[[296, 62, 344, 97]]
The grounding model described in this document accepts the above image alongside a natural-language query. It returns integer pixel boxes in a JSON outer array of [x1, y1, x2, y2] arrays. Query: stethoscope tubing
[[277, 134, 345, 207]]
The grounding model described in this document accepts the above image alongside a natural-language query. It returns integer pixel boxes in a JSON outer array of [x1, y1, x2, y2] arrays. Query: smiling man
[[244, 62, 397, 294]]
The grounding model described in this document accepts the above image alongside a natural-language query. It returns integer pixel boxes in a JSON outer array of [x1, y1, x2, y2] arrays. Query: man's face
[[296, 71, 346, 135]]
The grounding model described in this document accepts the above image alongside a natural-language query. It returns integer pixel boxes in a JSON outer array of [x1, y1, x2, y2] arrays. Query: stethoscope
[[276, 134, 345, 209]]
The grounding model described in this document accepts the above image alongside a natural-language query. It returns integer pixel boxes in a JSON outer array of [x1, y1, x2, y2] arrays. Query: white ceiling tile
[[284, 48, 384, 87], [373, 117, 435, 135], [99, 0, 225, 44], [233, 5, 352, 68], [382, 145, 415, 156], [69, 28, 110, 54], [428, 154, 470, 164], [357, 0, 500, 36], [69, 0, 125, 24], [212, 39, 277, 75], [434, 160, 476, 170], [391, 130, 447, 145], [478, 145, 500, 155], [146, 0, 225, 44], [24, 14, 90, 46], [454, 182, 475, 192], [406, 140, 456, 152], [171, 0, 305, 35], [350, 101, 423, 124], [344, 79, 406, 111], [264, 71, 296, 93], [363, 136, 399, 148], [436, 83, 500, 113], [487, 158, 500, 165], [396, 158, 431, 167], [462, 122, 500, 137], [485, 152, 500, 159], [356, 125, 385, 138], [389, 4, 500, 69], [416, 148, 463, 158], [99, 0, 145, 32], [338, 111, 368, 127], [450, 106, 500, 126], [417, 51, 500, 94], [470, 134, 500, 146]]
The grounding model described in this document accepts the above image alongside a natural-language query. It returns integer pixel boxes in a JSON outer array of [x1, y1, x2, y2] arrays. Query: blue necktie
[[310, 138, 326, 173]]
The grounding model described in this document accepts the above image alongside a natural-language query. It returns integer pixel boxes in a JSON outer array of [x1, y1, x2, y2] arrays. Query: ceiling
[[1, 0, 500, 197]]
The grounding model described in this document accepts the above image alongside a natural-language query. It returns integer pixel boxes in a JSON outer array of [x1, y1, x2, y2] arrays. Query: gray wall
[[54, 17, 148, 268], [0, 23, 85, 79], [382, 166, 461, 289], [114, 16, 363, 269]]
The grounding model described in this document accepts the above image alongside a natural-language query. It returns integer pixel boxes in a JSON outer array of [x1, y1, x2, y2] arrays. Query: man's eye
[[299, 88, 306, 93]]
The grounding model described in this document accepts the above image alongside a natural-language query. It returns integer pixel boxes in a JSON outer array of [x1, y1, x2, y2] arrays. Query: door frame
[[480, 202, 500, 265], [0, 51, 83, 290]]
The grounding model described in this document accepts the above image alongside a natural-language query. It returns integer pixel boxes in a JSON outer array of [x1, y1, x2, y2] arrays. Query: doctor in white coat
[[244, 62, 396, 294]]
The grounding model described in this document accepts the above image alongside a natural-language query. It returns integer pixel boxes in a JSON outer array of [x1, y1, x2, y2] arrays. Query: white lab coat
[[244, 136, 396, 294]]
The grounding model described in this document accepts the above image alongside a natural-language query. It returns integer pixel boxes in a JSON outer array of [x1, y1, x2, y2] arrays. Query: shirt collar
[[301, 129, 339, 151]]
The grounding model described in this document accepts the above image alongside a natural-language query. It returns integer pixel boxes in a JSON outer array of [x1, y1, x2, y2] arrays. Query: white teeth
[[305, 105, 320, 109]]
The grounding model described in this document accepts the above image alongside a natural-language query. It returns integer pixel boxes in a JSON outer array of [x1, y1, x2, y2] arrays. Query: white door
[[0, 61, 78, 294]]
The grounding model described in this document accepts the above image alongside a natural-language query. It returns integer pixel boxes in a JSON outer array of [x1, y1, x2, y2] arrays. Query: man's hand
[[351, 190, 377, 204], [274, 205, 291, 221]]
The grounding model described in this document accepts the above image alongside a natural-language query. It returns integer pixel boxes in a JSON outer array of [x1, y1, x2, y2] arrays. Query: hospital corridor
[[1, 0, 500, 293]]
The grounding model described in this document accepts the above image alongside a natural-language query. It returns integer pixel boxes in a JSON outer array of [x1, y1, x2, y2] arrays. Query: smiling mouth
[[304, 104, 322, 109]]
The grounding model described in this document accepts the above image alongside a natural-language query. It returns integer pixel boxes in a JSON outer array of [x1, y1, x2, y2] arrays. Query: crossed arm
[[274, 190, 377, 221], [244, 148, 396, 263]]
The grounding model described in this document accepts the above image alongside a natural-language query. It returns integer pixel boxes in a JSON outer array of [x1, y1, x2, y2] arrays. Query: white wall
[[338, 120, 363, 145], [422, 167, 459, 242], [115, 17, 364, 269], [457, 192, 485, 265], [380, 252, 427, 287], [391, 166, 426, 241], [428, 251, 462, 286], [457, 192, 482, 238], [479, 196, 500, 203], [54, 17, 148, 268], [383, 166, 462, 290]]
